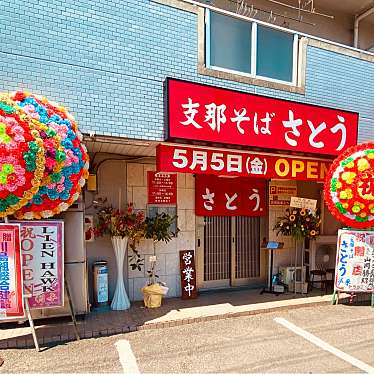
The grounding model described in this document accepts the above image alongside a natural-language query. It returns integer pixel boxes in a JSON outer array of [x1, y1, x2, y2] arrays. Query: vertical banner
[[18, 221, 64, 309], [335, 230, 374, 292], [179, 250, 197, 300], [0, 224, 24, 320]]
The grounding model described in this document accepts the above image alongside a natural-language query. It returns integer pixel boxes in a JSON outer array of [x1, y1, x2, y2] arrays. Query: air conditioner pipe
[[354, 5, 374, 48]]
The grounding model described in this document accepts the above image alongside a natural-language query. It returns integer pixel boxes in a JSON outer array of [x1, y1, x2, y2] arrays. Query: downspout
[[354, 5, 374, 48]]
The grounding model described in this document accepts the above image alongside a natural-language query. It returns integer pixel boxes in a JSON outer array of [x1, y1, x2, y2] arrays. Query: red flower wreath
[[324, 142, 374, 228], [0, 94, 45, 217]]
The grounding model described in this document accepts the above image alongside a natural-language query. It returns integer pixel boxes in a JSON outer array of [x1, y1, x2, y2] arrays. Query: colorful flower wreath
[[12, 92, 89, 219], [324, 142, 374, 228], [0, 95, 45, 217]]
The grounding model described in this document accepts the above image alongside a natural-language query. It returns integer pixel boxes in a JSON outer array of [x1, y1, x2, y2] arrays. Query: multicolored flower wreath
[[324, 142, 374, 228], [0, 95, 45, 217], [12, 92, 89, 219]]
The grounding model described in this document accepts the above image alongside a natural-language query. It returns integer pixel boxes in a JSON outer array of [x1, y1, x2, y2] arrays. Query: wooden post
[[64, 276, 80, 341], [24, 297, 39, 352], [371, 292, 374, 308]]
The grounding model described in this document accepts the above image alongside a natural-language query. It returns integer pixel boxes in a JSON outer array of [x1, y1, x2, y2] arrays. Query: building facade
[[1, 0, 373, 303]]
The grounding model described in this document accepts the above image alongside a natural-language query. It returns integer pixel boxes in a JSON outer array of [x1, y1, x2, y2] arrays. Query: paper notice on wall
[[290, 197, 317, 211]]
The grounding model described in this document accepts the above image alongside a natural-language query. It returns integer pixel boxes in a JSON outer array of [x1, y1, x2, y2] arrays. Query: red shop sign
[[147, 171, 177, 205], [195, 175, 266, 217], [157, 144, 331, 182], [166, 78, 359, 156]]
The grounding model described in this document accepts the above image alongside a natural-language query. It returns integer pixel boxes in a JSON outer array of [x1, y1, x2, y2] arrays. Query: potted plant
[[95, 203, 145, 310], [141, 212, 176, 308]]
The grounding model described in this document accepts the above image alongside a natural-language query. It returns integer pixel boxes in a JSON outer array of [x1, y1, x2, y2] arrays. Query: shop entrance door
[[196, 216, 261, 289]]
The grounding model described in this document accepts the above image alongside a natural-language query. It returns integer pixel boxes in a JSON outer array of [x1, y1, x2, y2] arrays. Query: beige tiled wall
[[126, 162, 195, 301]]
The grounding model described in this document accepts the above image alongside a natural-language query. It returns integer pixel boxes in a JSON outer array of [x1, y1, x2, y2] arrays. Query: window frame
[[205, 9, 299, 86]]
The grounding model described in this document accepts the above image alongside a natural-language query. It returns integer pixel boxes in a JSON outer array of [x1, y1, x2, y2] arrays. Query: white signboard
[[290, 196, 317, 211], [335, 230, 374, 292]]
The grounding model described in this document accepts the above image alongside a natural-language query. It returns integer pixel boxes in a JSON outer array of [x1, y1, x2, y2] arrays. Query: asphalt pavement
[[1, 304, 374, 373]]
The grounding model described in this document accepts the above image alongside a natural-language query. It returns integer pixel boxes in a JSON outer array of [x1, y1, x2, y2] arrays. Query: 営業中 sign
[[147, 171, 177, 205], [195, 175, 266, 216], [156, 144, 331, 182], [18, 221, 64, 309], [179, 250, 197, 299], [0, 224, 24, 320], [269, 184, 297, 207], [335, 230, 374, 292], [166, 78, 358, 156]]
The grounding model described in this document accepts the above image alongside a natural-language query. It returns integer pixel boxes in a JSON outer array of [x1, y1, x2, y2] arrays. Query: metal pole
[[294, 239, 297, 295], [25, 297, 39, 352]]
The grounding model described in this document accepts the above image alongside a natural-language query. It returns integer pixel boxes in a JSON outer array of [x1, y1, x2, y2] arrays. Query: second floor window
[[206, 10, 298, 85]]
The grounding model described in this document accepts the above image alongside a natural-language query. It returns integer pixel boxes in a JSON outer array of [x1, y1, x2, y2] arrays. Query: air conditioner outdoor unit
[[279, 266, 306, 285]]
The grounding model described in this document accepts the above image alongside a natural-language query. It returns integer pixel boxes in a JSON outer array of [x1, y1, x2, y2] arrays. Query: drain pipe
[[354, 5, 374, 48]]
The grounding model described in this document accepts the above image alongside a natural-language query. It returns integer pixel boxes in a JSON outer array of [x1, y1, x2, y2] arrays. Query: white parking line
[[115, 339, 141, 374], [274, 317, 374, 374]]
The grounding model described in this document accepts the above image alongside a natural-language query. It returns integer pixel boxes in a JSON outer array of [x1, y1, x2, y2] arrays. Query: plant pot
[[141, 283, 166, 308]]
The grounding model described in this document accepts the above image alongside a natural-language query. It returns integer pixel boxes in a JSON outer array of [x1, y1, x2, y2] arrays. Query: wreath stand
[[23, 273, 80, 352], [332, 290, 374, 307]]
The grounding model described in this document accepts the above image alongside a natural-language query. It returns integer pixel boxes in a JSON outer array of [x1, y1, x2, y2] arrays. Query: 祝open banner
[[18, 221, 64, 309]]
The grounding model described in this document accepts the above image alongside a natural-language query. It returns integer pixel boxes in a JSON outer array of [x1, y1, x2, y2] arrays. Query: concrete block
[[176, 209, 186, 232], [185, 209, 195, 231], [185, 173, 194, 189], [132, 186, 147, 209], [177, 173, 185, 188], [177, 231, 195, 251], [165, 252, 179, 275], [154, 237, 178, 254], [177, 188, 195, 209], [127, 163, 144, 187]]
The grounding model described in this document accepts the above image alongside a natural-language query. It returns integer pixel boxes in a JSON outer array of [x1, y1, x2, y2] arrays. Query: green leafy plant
[[273, 208, 321, 241], [144, 213, 177, 284]]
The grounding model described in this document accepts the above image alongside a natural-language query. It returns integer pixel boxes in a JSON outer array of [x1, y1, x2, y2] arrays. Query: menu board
[[148, 171, 177, 205], [335, 230, 374, 292]]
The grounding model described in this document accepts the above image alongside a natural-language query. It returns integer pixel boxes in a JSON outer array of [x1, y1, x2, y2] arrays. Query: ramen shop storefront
[[156, 78, 359, 292]]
